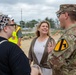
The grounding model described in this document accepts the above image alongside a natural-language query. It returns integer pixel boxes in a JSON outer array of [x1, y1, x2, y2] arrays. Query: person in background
[[15, 24, 22, 47], [28, 21, 56, 75], [8, 15, 22, 48], [48, 4, 76, 75], [0, 14, 31, 75]]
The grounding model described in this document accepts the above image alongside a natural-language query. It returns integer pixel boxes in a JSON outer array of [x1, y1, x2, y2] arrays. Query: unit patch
[[54, 39, 68, 51]]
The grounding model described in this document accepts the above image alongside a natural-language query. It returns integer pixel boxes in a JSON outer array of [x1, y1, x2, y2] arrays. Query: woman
[[28, 21, 56, 75]]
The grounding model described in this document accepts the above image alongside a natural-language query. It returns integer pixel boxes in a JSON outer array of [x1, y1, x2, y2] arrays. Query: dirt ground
[[21, 34, 61, 56], [22, 38, 33, 56]]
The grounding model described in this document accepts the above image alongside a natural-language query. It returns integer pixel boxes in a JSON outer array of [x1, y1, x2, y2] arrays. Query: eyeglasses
[[7, 24, 16, 26], [56, 12, 62, 18], [7, 24, 16, 28], [56, 12, 65, 18], [7, 24, 16, 27]]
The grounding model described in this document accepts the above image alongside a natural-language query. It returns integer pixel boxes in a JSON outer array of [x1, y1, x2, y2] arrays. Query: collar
[[0, 36, 7, 41], [65, 24, 76, 33]]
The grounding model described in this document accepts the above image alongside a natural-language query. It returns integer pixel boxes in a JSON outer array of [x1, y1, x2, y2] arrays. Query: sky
[[0, 0, 76, 23]]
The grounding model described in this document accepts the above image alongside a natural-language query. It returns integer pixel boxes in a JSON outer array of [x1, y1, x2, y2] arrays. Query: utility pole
[[21, 8, 22, 21], [20, 8, 25, 28], [20, 8, 23, 28]]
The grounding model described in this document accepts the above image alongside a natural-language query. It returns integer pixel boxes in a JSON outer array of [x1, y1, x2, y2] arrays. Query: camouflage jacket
[[48, 24, 76, 75]]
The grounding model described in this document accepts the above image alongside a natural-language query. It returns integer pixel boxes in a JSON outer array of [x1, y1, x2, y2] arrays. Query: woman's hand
[[47, 42, 55, 54]]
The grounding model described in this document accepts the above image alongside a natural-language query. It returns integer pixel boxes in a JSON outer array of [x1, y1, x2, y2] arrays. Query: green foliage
[[25, 20, 38, 28], [55, 19, 60, 28], [20, 20, 25, 28], [19, 17, 59, 29], [45, 17, 56, 28]]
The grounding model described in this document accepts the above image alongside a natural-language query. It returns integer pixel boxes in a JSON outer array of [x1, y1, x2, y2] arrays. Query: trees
[[25, 20, 38, 28], [20, 20, 25, 28], [55, 19, 60, 28], [45, 17, 56, 28], [19, 17, 58, 29]]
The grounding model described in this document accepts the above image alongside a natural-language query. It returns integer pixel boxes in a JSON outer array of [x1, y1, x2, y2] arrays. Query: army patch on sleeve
[[54, 39, 68, 52]]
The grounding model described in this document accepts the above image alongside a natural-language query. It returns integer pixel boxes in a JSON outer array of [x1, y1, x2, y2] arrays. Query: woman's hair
[[36, 21, 50, 37]]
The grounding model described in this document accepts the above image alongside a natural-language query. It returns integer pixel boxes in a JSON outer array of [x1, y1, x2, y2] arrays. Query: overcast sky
[[0, 0, 76, 23]]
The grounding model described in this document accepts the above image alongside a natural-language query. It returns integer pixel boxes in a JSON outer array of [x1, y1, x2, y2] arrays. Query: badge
[[54, 39, 68, 51]]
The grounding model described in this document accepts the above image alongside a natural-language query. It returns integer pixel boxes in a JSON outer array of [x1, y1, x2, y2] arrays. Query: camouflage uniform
[[48, 4, 76, 75]]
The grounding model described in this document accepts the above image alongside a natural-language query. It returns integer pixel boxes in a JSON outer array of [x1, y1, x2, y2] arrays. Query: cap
[[0, 14, 13, 29], [8, 15, 14, 21], [57, 4, 76, 14]]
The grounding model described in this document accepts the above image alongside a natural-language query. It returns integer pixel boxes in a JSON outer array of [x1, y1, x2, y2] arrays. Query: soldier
[[48, 4, 76, 75]]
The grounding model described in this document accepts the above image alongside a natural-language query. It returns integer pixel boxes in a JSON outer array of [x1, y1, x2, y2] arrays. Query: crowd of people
[[0, 4, 76, 75]]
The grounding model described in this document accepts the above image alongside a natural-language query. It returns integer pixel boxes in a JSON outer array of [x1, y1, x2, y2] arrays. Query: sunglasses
[[7, 24, 16, 29], [56, 12, 65, 18], [57, 13, 61, 18], [7, 24, 16, 26]]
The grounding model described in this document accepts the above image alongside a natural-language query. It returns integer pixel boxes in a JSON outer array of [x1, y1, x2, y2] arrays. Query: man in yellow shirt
[[8, 15, 22, 47]]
